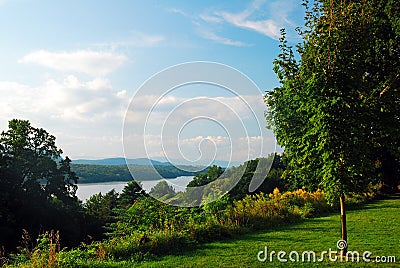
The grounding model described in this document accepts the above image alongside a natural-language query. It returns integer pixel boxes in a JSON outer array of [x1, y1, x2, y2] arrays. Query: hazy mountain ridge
[[72, 157, 238, 168]]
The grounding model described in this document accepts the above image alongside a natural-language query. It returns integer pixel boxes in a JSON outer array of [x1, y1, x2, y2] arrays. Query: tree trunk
[[340, 195, 347, 257]]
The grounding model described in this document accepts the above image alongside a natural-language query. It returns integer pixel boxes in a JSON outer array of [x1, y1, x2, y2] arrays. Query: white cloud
[[125, 133, 270, 163], [0, 80, 273, 161], [198, 30, 253, 47], [55, 133, 124, 159], [124, 94, 265, 125], [116, 90, 127, 98], [197, 0, 299, 40], [95, 32, 165, 50], [122, 92, 274, 163], [0, 75, 132, 158], [0, 75, 127, 123], [166, 7, 190, 17], [87, 77, 112, 90], [218, 11, 281, 39], [167, 6, 252, 46], [180, 135, 230, 146], [199, 13, 223, 23], [19, 50, 127, 76]]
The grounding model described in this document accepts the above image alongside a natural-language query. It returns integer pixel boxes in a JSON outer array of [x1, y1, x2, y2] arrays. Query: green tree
[[266, 0, 399, 255], [0, 119, 78, 201], [85, 189, 119, 222], [149, 181, 176, 199], [0, 119, 82, 249], [187, 165, 223, 187], [182, 165, 224, 206], [226, 155, 285, 201], [118, 180, 146, 208]]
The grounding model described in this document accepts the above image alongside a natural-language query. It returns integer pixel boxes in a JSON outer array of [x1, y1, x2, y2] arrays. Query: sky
[[0, 0, 304, 165]]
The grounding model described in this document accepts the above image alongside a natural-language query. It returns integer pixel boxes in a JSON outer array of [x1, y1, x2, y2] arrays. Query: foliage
[[129, 196, 400, 267], [105, 187, 332, 261], [266, 0, 400, 202], [7, 230, 61, 268], [149, 181, 176, 200], [0, 120, 88, 250], [187, 165, 223, 187], [85, 190, 119, 223], [179, 154, 285, 206], [227, 154, 286, 201], [118, 180, 146, 208], [268, 187, 330, 218], [86, 189, 335, 262], [111, 197, 197, 235], [7, 183, 385, 267], [0, 119, 78, 201]]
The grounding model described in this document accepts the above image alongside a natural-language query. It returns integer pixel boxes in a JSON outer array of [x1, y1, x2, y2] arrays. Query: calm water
[[76, 176, 194, 201]]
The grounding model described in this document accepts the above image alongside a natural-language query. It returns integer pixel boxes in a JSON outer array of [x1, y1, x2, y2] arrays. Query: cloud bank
[[20, 50, 127, 76]]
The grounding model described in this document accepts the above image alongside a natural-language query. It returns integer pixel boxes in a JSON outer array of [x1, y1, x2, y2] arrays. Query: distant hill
[[72, 157, 170, 166], [151, 157, 241, 168], [71, 164, 198, 183], [72, 157, 241, 168]]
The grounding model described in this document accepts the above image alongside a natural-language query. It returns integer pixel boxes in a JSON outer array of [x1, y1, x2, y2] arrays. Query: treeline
[[71, 164, 198, 183]]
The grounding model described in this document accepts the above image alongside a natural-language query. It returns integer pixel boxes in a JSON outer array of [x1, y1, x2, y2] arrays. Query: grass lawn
[[87, 195, 400, 267]]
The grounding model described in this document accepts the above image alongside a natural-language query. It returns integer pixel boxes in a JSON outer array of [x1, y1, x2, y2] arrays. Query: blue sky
[[0, 0, 304, 164]]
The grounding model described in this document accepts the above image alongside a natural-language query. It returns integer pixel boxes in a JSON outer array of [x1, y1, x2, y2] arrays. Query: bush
[[227, 192, 301, 229], [269, 188, 332, 217], [8, 230, 61, 268]]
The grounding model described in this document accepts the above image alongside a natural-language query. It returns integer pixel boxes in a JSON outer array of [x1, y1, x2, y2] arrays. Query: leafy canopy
[[0, 119, 78, 202], [266, 0, 400, 202]]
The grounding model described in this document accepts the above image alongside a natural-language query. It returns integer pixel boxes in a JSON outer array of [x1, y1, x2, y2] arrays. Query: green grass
[[84, 195, 400, 267]]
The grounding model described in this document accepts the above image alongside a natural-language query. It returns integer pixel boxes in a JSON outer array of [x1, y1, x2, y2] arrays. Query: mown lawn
[[83, 195, 400, 267]]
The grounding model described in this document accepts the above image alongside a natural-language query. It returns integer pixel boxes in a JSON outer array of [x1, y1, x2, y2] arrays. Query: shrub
[[227, 192, 301, 229], [269, 188, 332, 217], [9, 230, 61, 268]]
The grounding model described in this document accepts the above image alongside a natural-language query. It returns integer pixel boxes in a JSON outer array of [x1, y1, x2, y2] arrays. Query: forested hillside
[[71, 164, 200, 183]]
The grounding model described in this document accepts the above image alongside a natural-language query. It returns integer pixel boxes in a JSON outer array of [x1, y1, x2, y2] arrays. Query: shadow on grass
[[349, 193, 400, 211]]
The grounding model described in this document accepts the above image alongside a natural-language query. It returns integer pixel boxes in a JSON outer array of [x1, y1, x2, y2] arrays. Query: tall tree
[[0, 119, 81, 249], [0, 119, 78, 201], [266, 0, 399, 255], [85, 189, 119, 223], [118, 180, 147, 208]]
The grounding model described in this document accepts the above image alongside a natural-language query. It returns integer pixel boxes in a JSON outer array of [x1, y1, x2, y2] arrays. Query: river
[[76, 176, 194, 201]]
